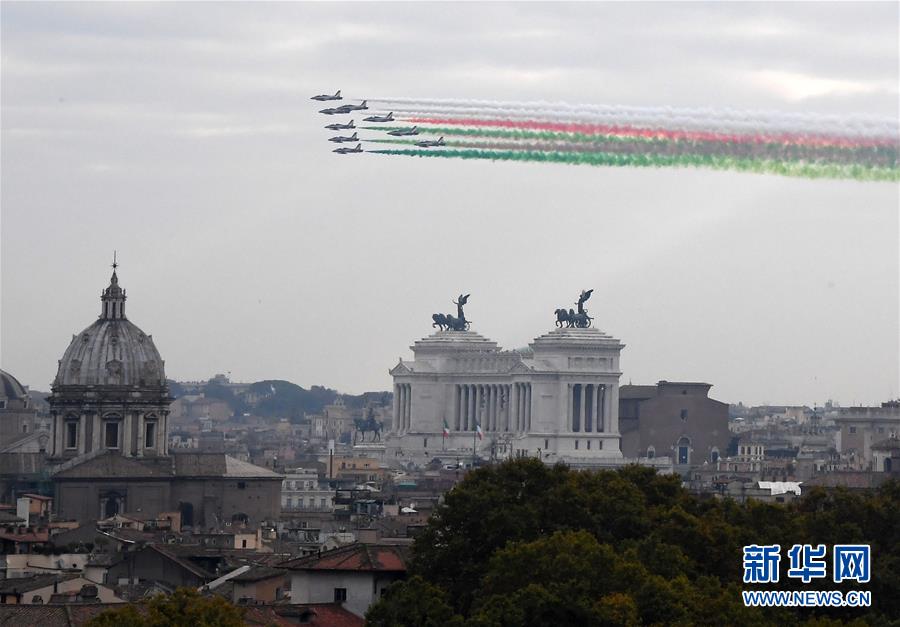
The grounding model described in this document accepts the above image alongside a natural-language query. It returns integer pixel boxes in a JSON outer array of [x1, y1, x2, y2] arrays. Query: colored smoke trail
[[404, 117, 897, 149], [364, 127, 898, 167], [369, 148, 899, 182]]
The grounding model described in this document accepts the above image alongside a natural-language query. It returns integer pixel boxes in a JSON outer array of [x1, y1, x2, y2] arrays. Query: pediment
[[508, 362, 534, 374]]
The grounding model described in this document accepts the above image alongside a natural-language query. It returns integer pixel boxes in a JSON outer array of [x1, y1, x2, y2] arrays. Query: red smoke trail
[[406, 117, 897, 149]]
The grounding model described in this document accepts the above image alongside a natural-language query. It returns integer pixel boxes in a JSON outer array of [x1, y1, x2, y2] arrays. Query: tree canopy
[[366, 459, 898, 626], [86, 588, 244, 627]]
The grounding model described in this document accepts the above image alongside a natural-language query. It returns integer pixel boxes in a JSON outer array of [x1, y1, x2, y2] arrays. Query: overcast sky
[[2, 2, 898, 406]]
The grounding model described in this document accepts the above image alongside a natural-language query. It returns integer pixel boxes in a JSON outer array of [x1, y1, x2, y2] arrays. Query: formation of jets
[[312, 91, 444, 154], [333, 143, 363, 154], [364, 112, 394, 123]]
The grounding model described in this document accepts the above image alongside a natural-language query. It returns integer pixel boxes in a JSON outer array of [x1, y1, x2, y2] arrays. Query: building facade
[[618, 381, 730, 471], [47, 266, 283, 526], [387, 325, 625, 465]]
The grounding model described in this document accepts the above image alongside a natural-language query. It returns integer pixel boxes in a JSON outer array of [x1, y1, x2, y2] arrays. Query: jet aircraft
[[329, 132, 359, 143], [415, 137, 445, 147], [387, 126, 419, 136], [325, 120, 355, 130], [341, 100, 368, 111], [364, 112, 394, 122], [311, 90, 342, 101], [333, 143, 363, 154], [319, 106, 350, 115]]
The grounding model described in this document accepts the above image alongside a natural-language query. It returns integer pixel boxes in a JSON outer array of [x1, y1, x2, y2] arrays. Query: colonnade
[[568, 383, 610, 433], [450, 383, 531, 433], [393, 383, 412, 432]]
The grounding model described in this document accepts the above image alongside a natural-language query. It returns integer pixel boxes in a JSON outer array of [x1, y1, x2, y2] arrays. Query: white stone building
[[386, 326, 625, 465], [281, 469, 334, 512]]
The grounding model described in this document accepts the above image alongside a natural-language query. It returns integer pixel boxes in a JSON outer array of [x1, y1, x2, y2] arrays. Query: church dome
[[0, 369, 28, 402], [54, 268, 166, 389]]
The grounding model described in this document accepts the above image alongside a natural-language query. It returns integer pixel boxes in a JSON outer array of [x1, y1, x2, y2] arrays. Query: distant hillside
[[168, 378, 390, 421]]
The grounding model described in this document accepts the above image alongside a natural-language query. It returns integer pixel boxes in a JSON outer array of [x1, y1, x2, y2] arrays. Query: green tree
[[365, 575, 463, 627], [86, 588, 244, 627]]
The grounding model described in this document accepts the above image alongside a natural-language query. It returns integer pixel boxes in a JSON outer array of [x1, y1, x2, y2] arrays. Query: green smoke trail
[[369, 148, 899, 182]]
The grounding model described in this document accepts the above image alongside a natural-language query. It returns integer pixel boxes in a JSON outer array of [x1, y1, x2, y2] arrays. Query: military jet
[[363, 112, 394, 123], [311, 90, 342, 101], [324, 120, 355, 131], [319, 106, 351, 115], [333, 143, 363, 154], [415, 137, 445, 147], [387, 126, 419, 137], [329, 131, 358, 143], [341, 100, 368, 111]]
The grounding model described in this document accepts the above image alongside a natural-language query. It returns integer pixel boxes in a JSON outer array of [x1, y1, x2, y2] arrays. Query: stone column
[[512, 384, 519, 432], [609, 384, 619, 434], [53, 414, 62, 455], [524, 385, 531, 432], [156, 415, 169, 455], [392, 385, 400, 433], [405, 385, 411, 431], [123, 413, 132, 456], [453, 385, 460, 431], [137, 414, 145, 456], [491, 385, 498, 431], [584, 385, 593, 433], [78, 413, 87, 454], [92, 414, 101, 452], [579, 385, 586, 433], [504, 385, 510, 432]]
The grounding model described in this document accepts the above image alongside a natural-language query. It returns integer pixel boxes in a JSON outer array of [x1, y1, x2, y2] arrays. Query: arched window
[[646, 445, 656, 459], [677, 437, 691, 465], [710, 447, 720, 464]]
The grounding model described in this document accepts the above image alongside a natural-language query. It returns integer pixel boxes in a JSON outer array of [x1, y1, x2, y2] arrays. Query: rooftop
[[279, 542, 409, 573]]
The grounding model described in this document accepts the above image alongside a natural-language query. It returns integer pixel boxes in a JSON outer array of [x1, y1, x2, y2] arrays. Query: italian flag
[[442, 419, 450, 438], [476, 422, 483, 440]]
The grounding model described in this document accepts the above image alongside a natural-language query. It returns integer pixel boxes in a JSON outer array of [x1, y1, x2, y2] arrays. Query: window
[[710, 448, 720, 463], [22, 424, 28, 433], [237, 481, 246, 489], [320, 498, 326, 508], [423, 438, 428, 448], [587, 440, 591, 450], [677, 437, 691, 465], [575, 440, 579, 450], [241, 539, 247, 548], [66, 422, 78, 449], [105, 422, 119, 448], [145, 422, 156, 447], [680, 409, 688, 420], [544, 439, 549, 449], [647, 446, 655, 459], [849, 427, 857, 434], [334, 588, 347, 602]]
